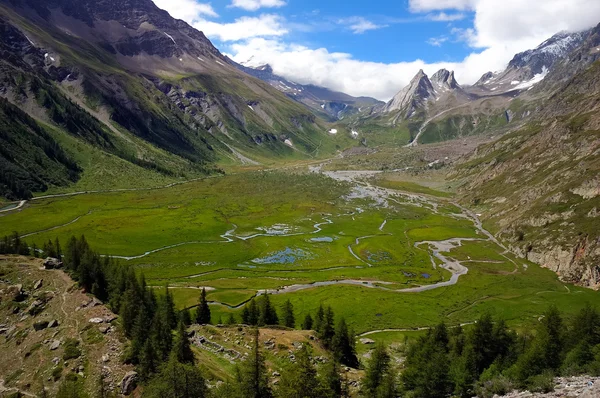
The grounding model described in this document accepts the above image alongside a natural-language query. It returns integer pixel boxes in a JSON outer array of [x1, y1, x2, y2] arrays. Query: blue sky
[[213, 1, 476, 64], [152, 0, 600, 100]]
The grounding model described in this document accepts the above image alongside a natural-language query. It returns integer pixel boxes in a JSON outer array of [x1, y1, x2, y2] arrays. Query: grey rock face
[[120, 371, 139, 395]]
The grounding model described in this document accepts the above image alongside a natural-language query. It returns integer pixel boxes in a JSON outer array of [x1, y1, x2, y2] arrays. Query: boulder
[[120, 371, 138, 395], [49, 340, 61, 350], [89, 318, 104, 324], [27, 299, 44, 315], [359, 338, 376, 345], [34, 320, 50, 331], [99, 326, 110, 334], [33, 279, 43, 290], [43, 257, 62, 269], [48, 320, 59, 328], [6, 284, 25, 302]]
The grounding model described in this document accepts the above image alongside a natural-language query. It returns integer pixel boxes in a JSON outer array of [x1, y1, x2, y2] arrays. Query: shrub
[[63, 338, 81, 360], [52, 365, 63, 381], [527, 371, 555, 393]]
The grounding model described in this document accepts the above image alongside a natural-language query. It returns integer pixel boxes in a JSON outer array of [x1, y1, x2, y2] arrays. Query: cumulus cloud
[[152, 0, 218, 20], [339, 17, 388, 34], [228, 37, 519, 100], [230, 0, 286, 11], [153, 0, 600, 100], [193, 14, 287, 42]]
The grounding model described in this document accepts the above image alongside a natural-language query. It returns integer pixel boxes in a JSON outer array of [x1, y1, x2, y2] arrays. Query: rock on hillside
[[0, 255, 132, 396]]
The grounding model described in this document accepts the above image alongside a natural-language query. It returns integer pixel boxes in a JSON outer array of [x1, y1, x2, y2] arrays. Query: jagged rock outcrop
[[430, 69, 460, 91], [383, 69, 436, 117]]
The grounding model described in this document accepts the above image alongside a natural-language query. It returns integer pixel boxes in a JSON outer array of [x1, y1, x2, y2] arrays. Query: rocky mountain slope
[[0, 255, 132, 396], [0, 0, 339, 198], [233, 61, 383, 121], [453, 58, 600, 288]]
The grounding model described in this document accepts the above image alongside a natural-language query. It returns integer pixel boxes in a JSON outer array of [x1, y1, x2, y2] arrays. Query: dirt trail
[[406, 105, 466, 147]]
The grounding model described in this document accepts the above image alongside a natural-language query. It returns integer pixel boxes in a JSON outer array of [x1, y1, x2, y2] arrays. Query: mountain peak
[[383, 69, 435, 116], [431, 69, 460, 90], [255, 64, 273, 73]]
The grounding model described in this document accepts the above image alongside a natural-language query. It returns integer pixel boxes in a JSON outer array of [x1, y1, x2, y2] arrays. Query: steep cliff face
[[453, 60, 600, 288]]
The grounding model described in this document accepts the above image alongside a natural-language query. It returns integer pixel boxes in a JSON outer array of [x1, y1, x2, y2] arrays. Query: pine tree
[[302, 314, 313, 330], [242, 299, 260, 326], [318, 360, 343, 398], [319, 306, 335, 348], [238, 328, 272, 398], [179, 308, 192, 326], [173, 321, 195, 364], [259, 293, 278, 326], [277, 345, 320, 398], [162, 285, 177, 329], [152, 308, 173, 360], [332, 317, 358, 368], [139, 338, 158, 381], [401, 326, 452, 398], [227, 313, 237, 325], [145, 354, 208, 398], [314, 305, 325, 334], [196, 287, 211, 325], [129, 304, 152, 363], [362, 343, 391, 397], [282, 299, 295, 328]]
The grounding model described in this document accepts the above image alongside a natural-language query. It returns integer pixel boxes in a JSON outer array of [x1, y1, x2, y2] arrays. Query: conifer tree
[[238, 328, 272, 398], [259, 293, 278, 326], [162, 285, 177, 329], [362, 343, 391, 397], [242, 299, 260, 325], [179, 308, 192, 326], [302, 314, 313, 330], [319, 360, 343, 398], [314, 305, 325, 334], [152, 308, 173, 360], [332, 317, 358, 368], [277, 345, 319, 398], [139, 338, 158, 381], [173, 321, 195, 364], [319, 306, 335, 348], [282, 299, 295, 328], [195, 287, 211, 325], [145, 354, 208, 398], [227, 313, 236, 325]]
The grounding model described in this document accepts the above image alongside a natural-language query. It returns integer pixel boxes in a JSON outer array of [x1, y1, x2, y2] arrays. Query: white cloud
[[427, 36, 449, 47], [230, 0, 286, 11], [339, 17, 388, 34], [229, 38, 518, 100], [193, 14, 287, 42], [427, 12, 465, 21], [152, 0, 218, 20], [409, 0, 477, 12], [153, 0, 600, 101]]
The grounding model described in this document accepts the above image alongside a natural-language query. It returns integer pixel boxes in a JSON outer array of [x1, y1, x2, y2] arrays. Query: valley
[[0, 0, 599, 396], [1, 165, 596, 337]]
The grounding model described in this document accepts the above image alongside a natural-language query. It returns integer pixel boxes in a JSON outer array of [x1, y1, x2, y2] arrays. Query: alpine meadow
[[0, 0, 599, 397]]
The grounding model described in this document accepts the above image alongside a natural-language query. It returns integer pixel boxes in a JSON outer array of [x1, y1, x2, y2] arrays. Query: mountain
[[471, 29, 592, 94], [232, 61, 383, 121], [0, 0, 338, 198], [381, 68, 471, 125], [454, 53, 600, 288], [383, 69, 435, 117]]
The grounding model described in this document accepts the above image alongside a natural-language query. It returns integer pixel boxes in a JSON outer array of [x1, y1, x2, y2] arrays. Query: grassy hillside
[[453, 60, 600, 287]]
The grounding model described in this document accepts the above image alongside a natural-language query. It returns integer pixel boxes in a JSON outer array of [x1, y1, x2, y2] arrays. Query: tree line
[[360, 307, 600, 398]]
